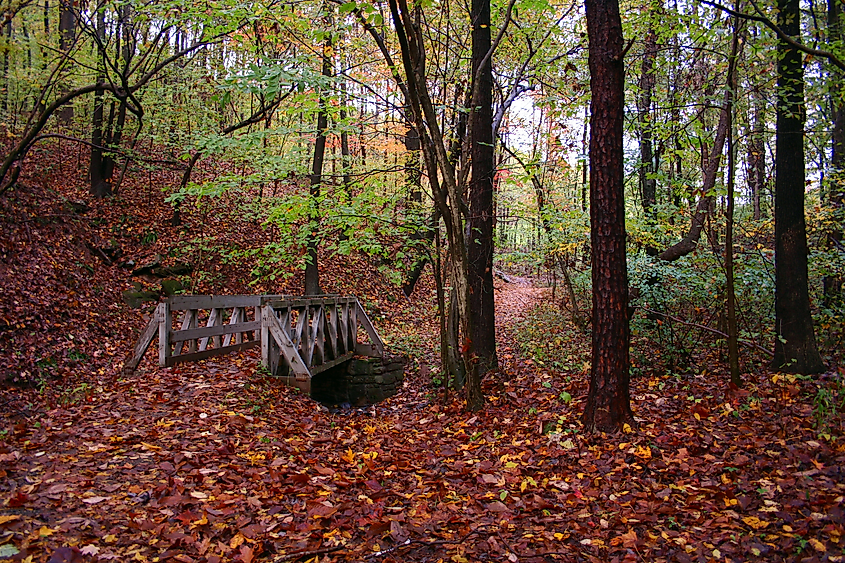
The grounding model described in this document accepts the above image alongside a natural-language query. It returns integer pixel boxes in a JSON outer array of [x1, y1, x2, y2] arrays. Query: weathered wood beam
[[124, 303, 162, 373]]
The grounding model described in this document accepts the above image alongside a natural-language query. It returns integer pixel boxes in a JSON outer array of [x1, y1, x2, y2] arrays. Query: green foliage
[[514, 302, 583, 371]]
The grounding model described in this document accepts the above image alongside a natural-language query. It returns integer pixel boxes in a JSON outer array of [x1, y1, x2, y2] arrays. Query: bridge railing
[[125, 295, 384, 387]]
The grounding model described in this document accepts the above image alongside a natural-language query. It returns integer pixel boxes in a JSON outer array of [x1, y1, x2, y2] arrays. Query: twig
[[634, 305, 774, 357], [364, 524, 497, 559], [272, 545, 344, 562]]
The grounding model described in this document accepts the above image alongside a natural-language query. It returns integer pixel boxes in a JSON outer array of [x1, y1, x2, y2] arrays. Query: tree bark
[[467, 0, 497, 374], [724, 10, 741, 386], [637, 16, 657, 216], [583, 0, 633, 433], [89, 7, 110, 198], [824, 0, 844, 304], [57, 0, 75, 122], [748, 79, 766, 220], [771, 0, 826, 374], [304, 28, 332, 296]]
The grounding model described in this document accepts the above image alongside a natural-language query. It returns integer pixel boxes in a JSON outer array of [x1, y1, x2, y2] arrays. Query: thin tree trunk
[[583, 0, 633, 433], [772, 0, 826, 373], [57, 0, 75, 122], [724, 9, 741, 386], [304, 25, 332, 295], [658, 83, 733, 262], [89, 7, 110, 198], [467, 0, 497, 374], [748, 78, 766, 220], [824, 0, 844, 305], [637, 15, 658, 217]]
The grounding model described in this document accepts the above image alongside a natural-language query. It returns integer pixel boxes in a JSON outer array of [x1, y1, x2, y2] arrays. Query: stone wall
[[311, 356, 405, 407]]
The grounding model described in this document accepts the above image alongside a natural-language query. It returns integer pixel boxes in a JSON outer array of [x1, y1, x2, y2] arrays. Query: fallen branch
[[634, 305, 774, 357], [272, 545, 344, 562]]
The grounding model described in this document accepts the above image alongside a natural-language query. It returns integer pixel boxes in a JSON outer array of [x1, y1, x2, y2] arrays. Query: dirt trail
[[493, 275, 550, 376]]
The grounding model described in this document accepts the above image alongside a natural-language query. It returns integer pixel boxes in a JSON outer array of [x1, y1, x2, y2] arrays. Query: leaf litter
[[1, 144, 843, 562]]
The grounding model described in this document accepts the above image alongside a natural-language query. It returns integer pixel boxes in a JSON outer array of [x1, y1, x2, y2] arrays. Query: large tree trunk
[[467, 0, 497, 374], [583, 0, 633, 433], [304, 29, 332, 296], [772, 0, 826, 374]]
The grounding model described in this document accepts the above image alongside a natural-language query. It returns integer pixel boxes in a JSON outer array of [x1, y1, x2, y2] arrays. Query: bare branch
[[700, 0, 845, 71]]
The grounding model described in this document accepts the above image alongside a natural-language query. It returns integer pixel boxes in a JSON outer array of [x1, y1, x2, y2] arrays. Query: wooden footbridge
[[125, 295, 384, 393]]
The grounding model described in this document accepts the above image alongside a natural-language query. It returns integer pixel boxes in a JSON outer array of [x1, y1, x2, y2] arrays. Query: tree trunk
[[57, 0, 75, 123], [824, 0, 844, 305], [583, 0, 633, 433], [724, 11, 741, 386], [467, 0, 497, 374], [658, 84, 732, 262], [772, 0, 826, 374], [89, 7, 110, 198], [637, 16, 657, 216], [304, 28, 332, 296], [748, 79, 766, 220]]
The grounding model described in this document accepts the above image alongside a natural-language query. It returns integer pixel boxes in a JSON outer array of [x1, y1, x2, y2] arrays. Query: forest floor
[[1, 145, 845, 562], [1, 277, 844, 563]]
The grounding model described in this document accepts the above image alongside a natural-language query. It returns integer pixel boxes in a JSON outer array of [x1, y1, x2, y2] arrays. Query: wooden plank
[[310, 351, 355, 375], [165, 340, 258, 366], [261, 308, 270, 369], [338, 303, 348, 354], [158, 301, 171, 367], [169, 295, 264, 310], [181, 310, 198, 354], [254, 305, 261, 343], [356, 301, 384, 357], [310, 306, 324, 366], [124, 304, 162, 372], [349, 302, 358, 351], [171, 320, 261, 343], [198, 307, 222, 351], [325, 303, 338, 359], [293, 306, 307, 347], [223, 307, 244, 347], [263, 306, 311, 378]]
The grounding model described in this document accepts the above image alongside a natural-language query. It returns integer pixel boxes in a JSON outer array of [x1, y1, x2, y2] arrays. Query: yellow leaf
[[634, 446, 652, 460], [140, 442, 161, 451], [808, 538, 826, 551], [554, 532, 565, 541], [622, 423, 633, 434], [38, 526, 57, 537], [742, 516, 770, 530], [230, 532, 246, 549], [0, 515, 20, 524], [693, 412, 701, 421], [104, 534, 118, 543], [341, 448, 355, 463]]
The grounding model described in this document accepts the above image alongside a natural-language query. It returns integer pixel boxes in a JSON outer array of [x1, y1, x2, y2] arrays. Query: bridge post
[[158, 300, 171, 367]]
